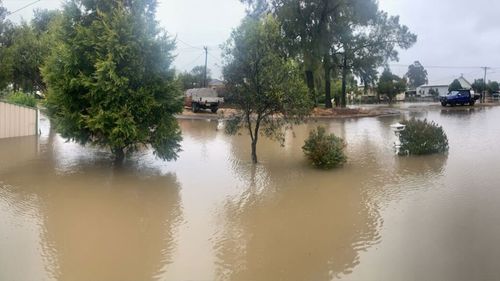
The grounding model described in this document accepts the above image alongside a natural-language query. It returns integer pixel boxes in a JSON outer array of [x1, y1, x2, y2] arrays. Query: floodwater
[[1, 105, 500, 280]]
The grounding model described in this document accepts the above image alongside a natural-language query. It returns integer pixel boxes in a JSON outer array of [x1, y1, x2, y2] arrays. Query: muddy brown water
[[1, 105, 500, 280]]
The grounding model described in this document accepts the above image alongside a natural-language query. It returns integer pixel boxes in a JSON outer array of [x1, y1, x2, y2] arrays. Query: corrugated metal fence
[[0, 101, 38, 139]]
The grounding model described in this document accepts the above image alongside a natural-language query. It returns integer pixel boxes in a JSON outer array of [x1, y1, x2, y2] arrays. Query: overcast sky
[[4, 0, 500, 84]]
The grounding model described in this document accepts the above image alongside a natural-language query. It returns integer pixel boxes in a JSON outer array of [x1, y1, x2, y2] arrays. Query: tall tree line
[[239, 0, 417, 108], [0, 2, 60, 94]]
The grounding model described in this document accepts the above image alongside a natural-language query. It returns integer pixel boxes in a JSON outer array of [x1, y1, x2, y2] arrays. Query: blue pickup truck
[[440, 90, 480, 107]]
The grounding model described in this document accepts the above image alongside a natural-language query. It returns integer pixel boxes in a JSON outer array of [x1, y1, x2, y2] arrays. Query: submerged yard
[[1, 105, 500, 280]]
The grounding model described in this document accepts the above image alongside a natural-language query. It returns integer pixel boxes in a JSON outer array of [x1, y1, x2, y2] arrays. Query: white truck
[[184, 88, 224, 113]]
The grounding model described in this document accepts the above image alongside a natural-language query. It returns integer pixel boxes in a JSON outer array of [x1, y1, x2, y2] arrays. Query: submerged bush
[[399, 118, 449, 155], [6, 91, 37, 107], [302, 126, 347, 169]]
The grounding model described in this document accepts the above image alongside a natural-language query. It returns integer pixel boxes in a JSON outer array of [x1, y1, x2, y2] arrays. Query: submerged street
[[1, 105, 500, 280]]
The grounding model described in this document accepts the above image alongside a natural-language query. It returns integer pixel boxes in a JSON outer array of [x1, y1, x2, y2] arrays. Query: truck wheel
[[470, 100, 475, 106], [211, 107, 218, 113], [441, 102, 447, 107]]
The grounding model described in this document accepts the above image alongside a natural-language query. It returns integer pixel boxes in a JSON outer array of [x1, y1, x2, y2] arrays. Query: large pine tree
[[42, 0, 183, 162]]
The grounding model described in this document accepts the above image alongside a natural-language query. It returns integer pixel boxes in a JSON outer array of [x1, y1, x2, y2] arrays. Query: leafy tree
[[0, 0, 13, 90], [0, 6, 60, 93], [177, 65, 211, 91], [471, 79, 486, 94], [448, 79, 462, 92], [272, 0, 332, 106], [273, 0, 378, 108], [273, 0, 416, 108], [42, 0, 183, 162], [8, 23, 45, 93], [405, 61, 428, 88], [223, 15, 312, 163], [334, 12, 416, 107], [32, 9, 60, 35], [377, 68, 406, 103], [488, 81, 499, 94]]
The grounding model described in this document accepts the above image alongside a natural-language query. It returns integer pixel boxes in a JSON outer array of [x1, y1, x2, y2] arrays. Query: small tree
[[472, 78, 486, 94], [448, 79, 462, 92], [488, 81, 499, 94], [42, 0, 183, 162], [377, 68, 406, 103], [405, 61, 428, 89], [223, 15, 312, 163], [302, 126, 346, 169], [399, 118, 449, 155], [177, 65, 212, 91]]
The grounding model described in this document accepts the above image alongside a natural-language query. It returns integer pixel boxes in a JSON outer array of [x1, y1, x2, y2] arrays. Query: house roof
[[457, 76, 472, 89], [208, 79, 224, 86], [418, 84, 449, 88]]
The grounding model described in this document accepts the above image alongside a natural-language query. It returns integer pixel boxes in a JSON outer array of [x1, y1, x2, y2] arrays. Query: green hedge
[[6, 92, 37, 108], [399, 118, 449, 155], [302, 126, 347, 169]]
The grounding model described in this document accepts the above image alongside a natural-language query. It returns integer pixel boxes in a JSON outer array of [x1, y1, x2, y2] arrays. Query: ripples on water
[[1, 106, 500, 280]]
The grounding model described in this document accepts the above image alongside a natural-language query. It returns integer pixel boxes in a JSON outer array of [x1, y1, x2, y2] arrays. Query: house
[[415, 76, 473, 98], [352, 86, 377, 103], [415, 84, 449, 98], [208, 79, 224, 91], [456, 76, 472, 89]]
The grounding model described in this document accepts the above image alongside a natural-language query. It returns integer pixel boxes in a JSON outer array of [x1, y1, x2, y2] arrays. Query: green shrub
[[6, 91, 37, 107], [302, 126, 347, 169], [399, 118, 449, 155]]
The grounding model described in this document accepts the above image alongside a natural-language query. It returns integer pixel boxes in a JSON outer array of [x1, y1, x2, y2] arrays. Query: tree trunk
[[341, 54, 348, 108], [251, 140, 258, 164], [113, 147, 125, 164], [323, 56, 332, 108], [305, 70, 317, 106]]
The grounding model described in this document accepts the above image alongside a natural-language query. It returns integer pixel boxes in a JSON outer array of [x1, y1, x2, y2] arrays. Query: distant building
[[208, 79, 224, 91], [416, 85, 449, 98], [415, 76, 473, 98], [456, 76, 472, 90], [354, 86, 377, 103]]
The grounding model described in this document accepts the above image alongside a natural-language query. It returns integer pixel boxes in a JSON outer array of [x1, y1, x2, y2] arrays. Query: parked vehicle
[[184, 88, 224, 113], [440, 90, 479, 107]]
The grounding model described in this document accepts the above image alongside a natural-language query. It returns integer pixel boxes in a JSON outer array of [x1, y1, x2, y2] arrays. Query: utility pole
[[203, 46, 208, 88], [482, 66, 489, 103]]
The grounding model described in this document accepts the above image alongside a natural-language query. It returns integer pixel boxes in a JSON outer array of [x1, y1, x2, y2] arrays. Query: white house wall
[[416, 86, 449, 97]]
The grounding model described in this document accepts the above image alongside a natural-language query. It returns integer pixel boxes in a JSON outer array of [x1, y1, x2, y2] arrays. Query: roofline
[[417, 85, 449, 88]]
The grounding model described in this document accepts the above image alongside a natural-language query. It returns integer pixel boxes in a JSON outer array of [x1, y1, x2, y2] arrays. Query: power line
[[6, 0, 41, 17], [176, 37, 203, 50], [208, 52, 223, 65], [390, 63, 500, 70], [178, 53, 204, 70]]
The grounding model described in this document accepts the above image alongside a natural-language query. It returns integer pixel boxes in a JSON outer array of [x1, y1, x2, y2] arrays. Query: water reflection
[[213, 122, 385, 280], [5, 106, 500, 280], [440, 106, 486, 118], [0, 136, 182, 281]]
